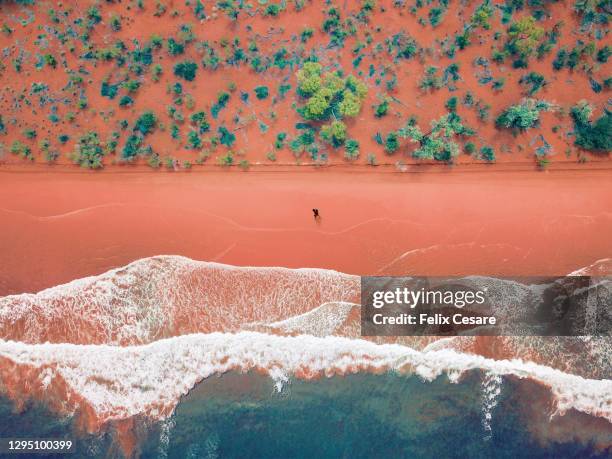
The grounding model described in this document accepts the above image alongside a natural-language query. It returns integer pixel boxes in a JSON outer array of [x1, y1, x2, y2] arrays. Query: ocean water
[[0, 256, 610, 459], [0, 370, 608, 459]]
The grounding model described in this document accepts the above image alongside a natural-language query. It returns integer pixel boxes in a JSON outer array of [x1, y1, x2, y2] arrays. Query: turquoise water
[[0, 371, 608, 459]]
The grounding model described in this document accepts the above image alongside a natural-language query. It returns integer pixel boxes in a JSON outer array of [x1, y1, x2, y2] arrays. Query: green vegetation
[[320, 121, 347, 147], [344, 139, 360, 160], [167, 38, 185, 56], [445, 97, 458, 113], [43, 54, 57, 69], [218, 126, 236, 147], [151, 64, 163, 82], [72, 132, 104, 169], [134, 111, 157, 135], [496, 99, 551, 131], [1, 0, 609, 169], [187, 130, 203, 149], [101, 81, 120, 99], [397, 113, 474, 162], [570, 101, 612, 153], [519, 72, 547, 96], [275, 132, 287, 149], [419, 66, 443, 91], [480, 146, 495, 162], [190, 111, 210, 133], [119, 96, 134, 107], [218, 151, 235, 166], [174, 61, 198, 81], [374, 98, 389, 118], [574, 0, 610, 27], [384, 132, 399, 154], [110, 14, 122, 32], [464, 141, 476, 155], [507, 16, 545, 58], [23, 128, 37, 139], [597, 45, 611, 63], [301, 28, 314, 43], [296, 62, 367, 121], [211, 92, 230, 119], [254, 86, 269, 100], [10, 141, 32, 160]]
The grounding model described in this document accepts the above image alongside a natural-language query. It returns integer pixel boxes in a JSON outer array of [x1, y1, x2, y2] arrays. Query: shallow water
[[1, 370, 608, 459]]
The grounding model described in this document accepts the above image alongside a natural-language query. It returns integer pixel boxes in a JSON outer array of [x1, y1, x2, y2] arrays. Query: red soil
[[0, 1, 609, 169], [1, 166, 610, 295]]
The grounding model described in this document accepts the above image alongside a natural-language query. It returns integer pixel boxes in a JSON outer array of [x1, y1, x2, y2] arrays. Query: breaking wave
[[0, 255, 610, 456], [0, 256, 359, 345], [1, 332, 610, 425]]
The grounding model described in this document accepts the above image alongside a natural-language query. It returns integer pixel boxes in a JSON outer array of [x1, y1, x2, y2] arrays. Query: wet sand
[[1, 166, 611, 295]]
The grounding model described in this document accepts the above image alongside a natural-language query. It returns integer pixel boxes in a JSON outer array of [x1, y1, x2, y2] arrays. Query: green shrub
[[187, 130, 202, 149], [73, 132, 104, 168], [496, 99, 551, 131], [570, 101, 612, 153], [597, 45, 611, 63], [398, 113, 472, 162], [301, 28, 314, 43], [254, 86, 269, 100], [119, 95, 134, 107], [218, 126, 236, 147], [480, 146, 495, 162], [211, 92, 230, 119], [320, 121, 347, 147], [445, 96, 458, 112], [190, 111, 210, 133], [23, 128, 37, 139], [519, 72, 547, 96], [505, 16, 544, 59], [110, 14, 122, 31], [344, 139, 360, 160], [419, 66, 443, 91], [173, 60, 198, 81], [43, 54, 57, 68], [265, 3, 281, 16], [122, 135, 142, 160], [123, 80, 141, 93], [385, 132, 399, 153], [167, 38, 185, 55], [101, 81, 120, 99], [374, 98, 389, 117], [218, 151, 234, 166], [134, 111, 157, 135], [151, 64, 163, 82], [275, 132, 287, 149], [296, 62, 367, 121]]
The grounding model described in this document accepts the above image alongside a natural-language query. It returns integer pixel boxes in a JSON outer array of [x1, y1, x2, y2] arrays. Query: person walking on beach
[[312, 208, 320, 220]]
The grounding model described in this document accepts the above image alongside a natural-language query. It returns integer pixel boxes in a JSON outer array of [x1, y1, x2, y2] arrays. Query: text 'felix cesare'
[[370, 287, 497, 327]]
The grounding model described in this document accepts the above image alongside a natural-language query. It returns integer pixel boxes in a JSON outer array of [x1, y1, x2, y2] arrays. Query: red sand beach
[[1, 165, 610, 295]]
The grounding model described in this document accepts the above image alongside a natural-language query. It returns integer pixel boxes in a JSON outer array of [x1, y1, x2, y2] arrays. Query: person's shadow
[[312, 208, 322, 225]]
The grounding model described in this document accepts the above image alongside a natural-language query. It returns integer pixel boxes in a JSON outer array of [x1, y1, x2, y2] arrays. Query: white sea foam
[[0, 332, 610, 428], [0, 255, 358, 344], [481, 373, 503, 439], [244, 301, 359, 337]]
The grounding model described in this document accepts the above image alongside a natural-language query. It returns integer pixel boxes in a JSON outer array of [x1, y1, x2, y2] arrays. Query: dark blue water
[[0, 371, 608, 458]]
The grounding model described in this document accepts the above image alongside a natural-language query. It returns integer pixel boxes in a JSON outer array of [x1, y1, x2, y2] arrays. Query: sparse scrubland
[[0, 0, 609, 170]]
